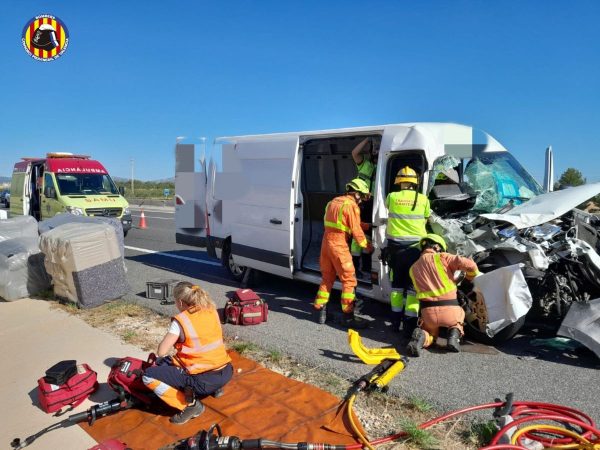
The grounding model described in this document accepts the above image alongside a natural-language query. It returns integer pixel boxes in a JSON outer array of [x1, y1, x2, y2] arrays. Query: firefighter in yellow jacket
[[384, 166, 430, 336], [407, 234, 480, 356], [314, 178, 373, 329], [143, 282, 232, 424]]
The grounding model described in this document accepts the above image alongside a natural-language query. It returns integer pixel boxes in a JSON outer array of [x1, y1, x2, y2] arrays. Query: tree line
[[556, 168, 600, 207], [113, 179, 175, 199]]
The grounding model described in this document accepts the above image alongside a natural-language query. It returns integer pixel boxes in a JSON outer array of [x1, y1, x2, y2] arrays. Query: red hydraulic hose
[[341, 400, 599, 450]]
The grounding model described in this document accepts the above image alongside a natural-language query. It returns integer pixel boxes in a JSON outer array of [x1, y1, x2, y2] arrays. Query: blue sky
[[1, 1, 599, 182]]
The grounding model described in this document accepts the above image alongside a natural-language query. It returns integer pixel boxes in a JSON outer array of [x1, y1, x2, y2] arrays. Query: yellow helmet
[[345, 178, 370, 195], [419, 233, 447, 251], [394, 166, 418, 185]]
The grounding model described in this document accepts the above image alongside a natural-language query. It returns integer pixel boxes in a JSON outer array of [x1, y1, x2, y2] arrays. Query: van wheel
[[222, 241, 248, 282]]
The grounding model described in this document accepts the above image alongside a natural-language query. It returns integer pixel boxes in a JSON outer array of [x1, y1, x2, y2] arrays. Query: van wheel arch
[[221, 238, 249, 282]]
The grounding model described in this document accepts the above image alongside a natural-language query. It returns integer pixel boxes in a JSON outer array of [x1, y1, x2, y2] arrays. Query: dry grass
[[51, 299, 481, 449]]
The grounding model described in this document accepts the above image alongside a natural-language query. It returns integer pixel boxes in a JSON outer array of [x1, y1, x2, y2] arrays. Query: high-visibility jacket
[[324, 195, 367, 248], [409, 249, 480, 301], [385, 190, 430, 243], [172, 306, 232, 374], [357, 159, 376, 193]]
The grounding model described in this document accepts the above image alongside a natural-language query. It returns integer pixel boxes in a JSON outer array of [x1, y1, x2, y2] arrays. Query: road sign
[[163, 188, 170, 197]]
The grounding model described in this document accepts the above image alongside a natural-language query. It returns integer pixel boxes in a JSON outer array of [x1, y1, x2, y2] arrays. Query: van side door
[[229, 137, 299, 278]]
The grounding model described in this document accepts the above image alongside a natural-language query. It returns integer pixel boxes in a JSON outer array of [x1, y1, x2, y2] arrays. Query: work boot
[[170, 400, 205, 425], [447, 328, 461, 353], [403, 317, 418, 338], [315, 305, 327, 324], [341, 311, 368, 330], [390, 311, 403, 332], [406, 328, 426, 357]]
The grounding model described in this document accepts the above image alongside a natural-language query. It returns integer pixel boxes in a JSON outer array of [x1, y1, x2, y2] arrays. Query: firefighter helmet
[[394, 166, 418, 185], [31, 24, 59, 51], [345, 178, 370, 195], [420, 233, 447, 251]]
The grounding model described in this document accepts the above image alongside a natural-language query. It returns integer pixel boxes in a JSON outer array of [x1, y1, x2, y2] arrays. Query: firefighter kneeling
[[407, 234, 480, 356]]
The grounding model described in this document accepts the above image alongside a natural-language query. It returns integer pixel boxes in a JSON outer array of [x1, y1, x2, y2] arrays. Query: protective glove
[[365, 242, 374, 254], [360, 222, 371, 232], [379, 246, 388, 264]]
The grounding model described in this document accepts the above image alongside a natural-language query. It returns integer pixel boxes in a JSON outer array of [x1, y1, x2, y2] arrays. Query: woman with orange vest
[[143, 282, 232, 424], [407, 234, 480, 356], [314, 178, 373, 329]]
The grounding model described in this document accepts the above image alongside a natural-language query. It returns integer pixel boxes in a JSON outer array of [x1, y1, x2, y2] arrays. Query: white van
[[174, 122, 545, 303]]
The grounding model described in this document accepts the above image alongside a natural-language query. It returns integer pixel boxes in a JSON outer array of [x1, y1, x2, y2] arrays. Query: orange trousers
[[314, 232, 357, 313], [419, 305, 465, 348]]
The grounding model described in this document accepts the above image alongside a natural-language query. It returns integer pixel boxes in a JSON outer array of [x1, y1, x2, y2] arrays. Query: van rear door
[[229, 137, 299, 278], [175, 143, 208, 247]]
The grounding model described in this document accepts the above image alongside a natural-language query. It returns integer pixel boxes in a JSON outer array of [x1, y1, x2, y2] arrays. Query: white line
[[130, 214, 172, 220], [124, 245, 221, 266]]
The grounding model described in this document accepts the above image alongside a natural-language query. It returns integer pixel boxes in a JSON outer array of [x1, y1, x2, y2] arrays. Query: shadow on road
[[495, 326, 600, 369], [125, 251, 240, 289]]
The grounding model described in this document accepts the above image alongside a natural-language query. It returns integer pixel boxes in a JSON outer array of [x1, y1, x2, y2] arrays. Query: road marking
[[130, 214, 172, 220], [124, 245, 221, 266]]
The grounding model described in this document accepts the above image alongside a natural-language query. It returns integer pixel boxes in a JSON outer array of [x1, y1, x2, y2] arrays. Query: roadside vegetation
[[52, 299, 488, 449]]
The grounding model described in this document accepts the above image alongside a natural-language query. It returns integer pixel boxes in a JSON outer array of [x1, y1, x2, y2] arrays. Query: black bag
[[44, 360, 78, 386]]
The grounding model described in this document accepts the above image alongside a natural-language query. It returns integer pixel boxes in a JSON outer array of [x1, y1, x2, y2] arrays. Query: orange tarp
[[81, 351, 363, 449]]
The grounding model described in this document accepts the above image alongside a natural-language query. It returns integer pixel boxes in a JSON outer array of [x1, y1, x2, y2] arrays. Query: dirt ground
[[53, 300, 488, 449]]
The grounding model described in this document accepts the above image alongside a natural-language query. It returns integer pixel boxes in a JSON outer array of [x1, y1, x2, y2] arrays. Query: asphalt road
[[2, 203, 597, 424], [121, 205, 600, 425]]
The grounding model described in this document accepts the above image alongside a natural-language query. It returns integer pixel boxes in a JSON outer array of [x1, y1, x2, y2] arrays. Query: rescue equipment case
[[225, 288, 268, 325], [37, 363, 98, 414], [145, 278, 179, 304], [108, 354, 156, 405]]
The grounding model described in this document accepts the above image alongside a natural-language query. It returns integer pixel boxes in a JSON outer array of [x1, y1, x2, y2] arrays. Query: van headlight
[[66, 206, 84, 216], [123, 207, 131, 215]]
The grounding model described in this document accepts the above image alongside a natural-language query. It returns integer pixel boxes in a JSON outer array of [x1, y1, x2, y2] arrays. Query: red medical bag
[[37, 363, 98, 414], [224, 288, 268, 325]]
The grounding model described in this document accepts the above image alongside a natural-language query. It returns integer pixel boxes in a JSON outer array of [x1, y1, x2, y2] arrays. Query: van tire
[[222, 241, 248, 282], [463, 314, 526, 345]]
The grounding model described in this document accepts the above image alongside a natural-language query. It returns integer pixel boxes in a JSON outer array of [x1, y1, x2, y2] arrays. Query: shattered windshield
[[464, 152, 544, 213], [55, 174, 119, 195]]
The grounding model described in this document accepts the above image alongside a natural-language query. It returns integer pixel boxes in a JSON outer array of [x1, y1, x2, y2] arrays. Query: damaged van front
[[429, 150, 600, 358]]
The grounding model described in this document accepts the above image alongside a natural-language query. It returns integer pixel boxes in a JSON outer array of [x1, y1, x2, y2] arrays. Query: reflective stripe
[[388, 213, 428, 220], [314, 297, 328, 306], [317, 290, 330, 299], [386, 235, 422, 242], [324, 200, 351, 234], [177, 313, 225, 353], [390, 291, 403, 311], [386, 190, 429, 240], [341, 292, 355, 300], [350, 239, 362, 256], [404, 290, 419, 315], [466, 270, 480, 277], [410, 253, 456, 300]]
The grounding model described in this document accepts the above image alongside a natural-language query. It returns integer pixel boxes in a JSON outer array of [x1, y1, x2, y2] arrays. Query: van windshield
[[463, 152, 544, 213], [55, 174, 119, 195]]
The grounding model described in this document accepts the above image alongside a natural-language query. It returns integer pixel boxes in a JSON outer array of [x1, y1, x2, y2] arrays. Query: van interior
[[298, 134, 427, 285]]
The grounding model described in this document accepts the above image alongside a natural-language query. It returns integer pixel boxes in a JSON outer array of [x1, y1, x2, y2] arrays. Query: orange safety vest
[[323, 195, 367, 247], [172, 307, 231, 374]]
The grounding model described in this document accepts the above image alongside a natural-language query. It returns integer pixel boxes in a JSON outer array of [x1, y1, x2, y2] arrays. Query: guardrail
[[127, 198, 174, 207]]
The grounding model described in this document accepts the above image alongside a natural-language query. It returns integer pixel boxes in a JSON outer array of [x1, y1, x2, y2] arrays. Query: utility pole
[[130, 158, 135, 197]]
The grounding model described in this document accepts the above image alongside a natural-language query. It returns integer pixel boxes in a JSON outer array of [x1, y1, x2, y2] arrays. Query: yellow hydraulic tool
[[347, 329, 407, 392]]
